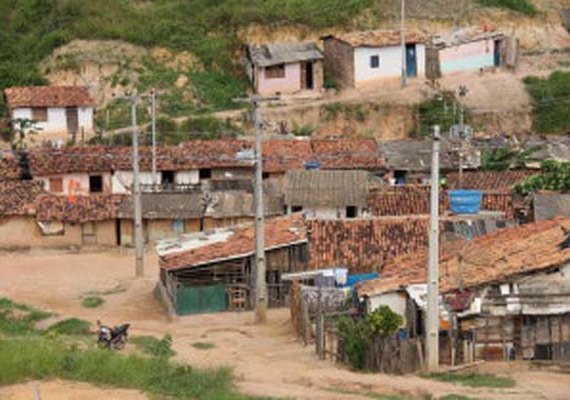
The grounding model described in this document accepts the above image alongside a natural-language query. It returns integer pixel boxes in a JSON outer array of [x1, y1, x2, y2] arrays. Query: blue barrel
[[304, 160, 321, 170], [449, 190, 482, 214]]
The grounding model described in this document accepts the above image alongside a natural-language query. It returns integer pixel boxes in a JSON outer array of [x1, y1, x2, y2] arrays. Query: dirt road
[[0, 249, 568, 400]]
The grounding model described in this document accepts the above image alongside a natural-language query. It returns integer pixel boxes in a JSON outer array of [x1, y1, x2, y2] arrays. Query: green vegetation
[[440, 395, 480, 400], [0, 298, 51, 336], [524, 71, 570, 134], [192, 341, 216, 350], [515, 160, 570, 195], [415, 91, 467, 138], [291, 122, 315, 137], [427, 373, 516, 388], [322, 102, 368, 122], [46, 318, 92, 336], [481, 145, 542, 171], [476, 0, 538, 16], [131, 334, 176, 358], [81, 296, 105, 309], [336, 306, 403, 370], [325, 387, 412, 400]]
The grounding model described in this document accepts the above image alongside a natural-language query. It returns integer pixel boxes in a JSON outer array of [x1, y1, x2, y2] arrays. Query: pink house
[[246, 42, 324, 95]]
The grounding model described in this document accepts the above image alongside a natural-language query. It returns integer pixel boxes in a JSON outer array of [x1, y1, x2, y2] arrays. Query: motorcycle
[[96, 320, 130, 350]]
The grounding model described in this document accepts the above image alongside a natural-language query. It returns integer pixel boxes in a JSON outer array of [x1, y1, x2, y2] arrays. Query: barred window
[[32, 107, 48, 122], [265, 64, 285, 79]]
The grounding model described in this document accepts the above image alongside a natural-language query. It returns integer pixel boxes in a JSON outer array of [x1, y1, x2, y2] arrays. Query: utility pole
[[400, 0, 407, 88], [426, 125, 440, 372], [151, 89, 158, 188], [130, 94, 145, 278], [457, 85, 468, 188], [233, 95, 279, 324]]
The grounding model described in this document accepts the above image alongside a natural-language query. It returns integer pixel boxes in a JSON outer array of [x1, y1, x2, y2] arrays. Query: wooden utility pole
[[400, 0, 407, 88], [151, 89, 158, 188], [234, 95, 278, 324], [426, 125, 440, 372], [130, 94, 145, 278]]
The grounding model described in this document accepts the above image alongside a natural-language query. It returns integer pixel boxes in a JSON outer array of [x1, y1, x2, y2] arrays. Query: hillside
[[1, 0, 569, 137]]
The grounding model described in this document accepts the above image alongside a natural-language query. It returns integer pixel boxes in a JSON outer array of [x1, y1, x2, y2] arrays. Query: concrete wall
[[211, 168, 253, 180], [439, 40, 496, 74], [367, 291, 408, 326], [12, 106, 94, 142], [112, 171, 156, 194], [119, 218, 202, 246], [0, 216, 81, 248], [323, 38, 355, 88], [354, 44, 425, 85], [37, 172, 112, 195], [257, 62, 302, 95], [175, 170, 199, 185]]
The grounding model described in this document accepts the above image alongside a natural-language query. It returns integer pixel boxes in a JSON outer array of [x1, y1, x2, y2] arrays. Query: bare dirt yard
[[0, 249, 569, 400]]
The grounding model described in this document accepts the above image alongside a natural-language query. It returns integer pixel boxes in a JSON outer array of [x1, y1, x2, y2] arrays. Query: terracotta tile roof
[[0, 153, 22, 180], [445, 170, 539, 192], [327, 30, 426, 48], [35, 194, 124, 223], [4, 86, 94, 109], [307, 218, 430, 273], [0, 180, 44, 216], [262, 140, 312, 173], [29, 146, 114, 176], [159, 214, 307, 270], [311, 138, 384, 170], [358, 217, 570, 297]]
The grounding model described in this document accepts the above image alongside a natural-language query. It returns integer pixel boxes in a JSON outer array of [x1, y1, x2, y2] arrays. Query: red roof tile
[[4, 86, 94, 108], [0, 180, 44, 216], [0, 153, 22, 180], [35, 194, 124, 223], [358, 218, 570, 296], [160, 214, 307, 270], [311, 138, 384, 170], [263, 140, 312, 173], [445, 170, 539, 192]]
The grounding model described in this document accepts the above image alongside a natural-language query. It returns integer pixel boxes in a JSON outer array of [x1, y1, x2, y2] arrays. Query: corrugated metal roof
[[285, 169, 369, 208], [248, 42, 323, 67], [534, 193, 570, 221]]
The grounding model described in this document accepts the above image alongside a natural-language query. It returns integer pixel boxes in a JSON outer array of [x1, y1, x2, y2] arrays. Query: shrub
[[131, 334, 176, 358], [192, 341, 216, 350], [46, 318, 91, 335], [428, 372, 516, 388], [415, 91, 463, 137], [81, 296, 105, 309], [0, 298, 51, 335], [476, 0, 538, 16], [524, 71, 570, 134], [291, 123, 315, 137], [515, 160, 570, 195]]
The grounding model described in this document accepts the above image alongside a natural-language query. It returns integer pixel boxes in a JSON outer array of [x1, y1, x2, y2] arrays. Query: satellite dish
[[449, 124, 473, 140]]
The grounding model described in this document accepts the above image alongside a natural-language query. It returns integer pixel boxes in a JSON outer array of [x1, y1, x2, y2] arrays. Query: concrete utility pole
[[426, 125, 441, 372], [457, 85, 469, 188], [400, 0, 407, 88], [233, 95, 279, 324], [130, 94, 145, 278], [151, 89, 158, 188]]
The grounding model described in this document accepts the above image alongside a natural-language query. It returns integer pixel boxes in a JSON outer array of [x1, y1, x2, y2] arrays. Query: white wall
[[175, 170, 199, 185], [439, 40, 496, 74], [257, 63, 302, 95], [11, 107, 94, 136], [37, 172, 112, 195], [354, 44, 425, 84], [112, 171, 157, 194], [367, 292, 408, 326]]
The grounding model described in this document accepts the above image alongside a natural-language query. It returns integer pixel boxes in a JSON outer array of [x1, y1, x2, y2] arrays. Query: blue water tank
[[449, 190, 483, 214], [304, 160, 321, 170]]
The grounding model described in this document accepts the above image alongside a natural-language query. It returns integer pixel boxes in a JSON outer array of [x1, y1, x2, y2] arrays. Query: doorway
[[494, 39, 502, 66], [66, 107, 79, 140], [406, 44, 417, 78], [304, 61, 314, 90]]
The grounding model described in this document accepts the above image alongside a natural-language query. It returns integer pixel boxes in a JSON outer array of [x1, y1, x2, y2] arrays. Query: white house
[[4, 86, 95, 144], [322, 30, 426, 88]]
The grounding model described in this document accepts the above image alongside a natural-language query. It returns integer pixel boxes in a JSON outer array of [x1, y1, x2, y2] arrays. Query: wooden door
[[66, 107, 79, 140]]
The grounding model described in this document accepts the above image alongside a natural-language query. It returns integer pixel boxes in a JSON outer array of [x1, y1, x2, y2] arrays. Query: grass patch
[[427, 373, 515, 388], [414, 91, 466, 138], [46, 318, 92, 336], [0, 298, 51, 335], [81, 296, 105, 309], [441, 395, 480, 400], [0, 338, 266, 399], [325, 387, 410, 399], [524, 71, 570, 134], [192, 341, 216, 350], [476, 0, 538, 15], [132, 335, 176, 358]]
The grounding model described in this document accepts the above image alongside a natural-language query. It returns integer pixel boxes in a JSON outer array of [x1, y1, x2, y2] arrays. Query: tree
[[481, 145, 542, 171], [515, 160, 570, 195], [10, 118, 40, 151]]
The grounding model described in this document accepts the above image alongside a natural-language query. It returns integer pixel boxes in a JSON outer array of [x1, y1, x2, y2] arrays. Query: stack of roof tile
[[35, 194, 124, 223], [0, 181, 44, 215], [160, 214, 307, 270], [0, 154, 21, 180], [445, 170, 538, 191], [367, 186, 448, 216], [311, 138, 384, 170]]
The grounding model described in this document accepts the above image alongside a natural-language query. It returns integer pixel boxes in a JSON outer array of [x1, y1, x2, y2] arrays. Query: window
[[31, 107, 48, 122], [49, 177, 63, 193], [173, 219, 185, 234], [89, 175, 103, 193], [161, 171, 175, 185], [199, 168, 212, 180], [346, 206, 358, 219], [370, 55, 380, 69], [262, 172, 270, 180], [265, 64, 286, 79], [291, 206, 303, 212]]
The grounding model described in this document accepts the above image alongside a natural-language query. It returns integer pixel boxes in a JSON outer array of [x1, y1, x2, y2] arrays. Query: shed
[[246, 42, 324, 95], [322, 30, 426, 88], [285, 169, 369, 219]]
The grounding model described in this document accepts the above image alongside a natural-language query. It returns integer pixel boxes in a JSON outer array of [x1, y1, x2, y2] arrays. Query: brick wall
[[323, 38, 354, 88]]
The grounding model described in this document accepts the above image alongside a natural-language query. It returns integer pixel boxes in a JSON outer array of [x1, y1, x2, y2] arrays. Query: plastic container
[[304, 160, 321, 170], [449, 190, 482, 214]]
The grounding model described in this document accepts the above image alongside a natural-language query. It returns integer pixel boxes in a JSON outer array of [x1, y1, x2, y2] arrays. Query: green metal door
[[175, 283, 227, 315]]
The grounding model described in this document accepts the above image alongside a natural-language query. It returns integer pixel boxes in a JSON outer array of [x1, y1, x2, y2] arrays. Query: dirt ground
[[0, 249, 569, 400], [0, 380, 148, 400]]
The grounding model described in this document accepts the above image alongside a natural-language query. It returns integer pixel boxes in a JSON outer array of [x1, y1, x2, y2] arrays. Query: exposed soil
[[0, 380, 148, 400], [0, 249, 569, 399]]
